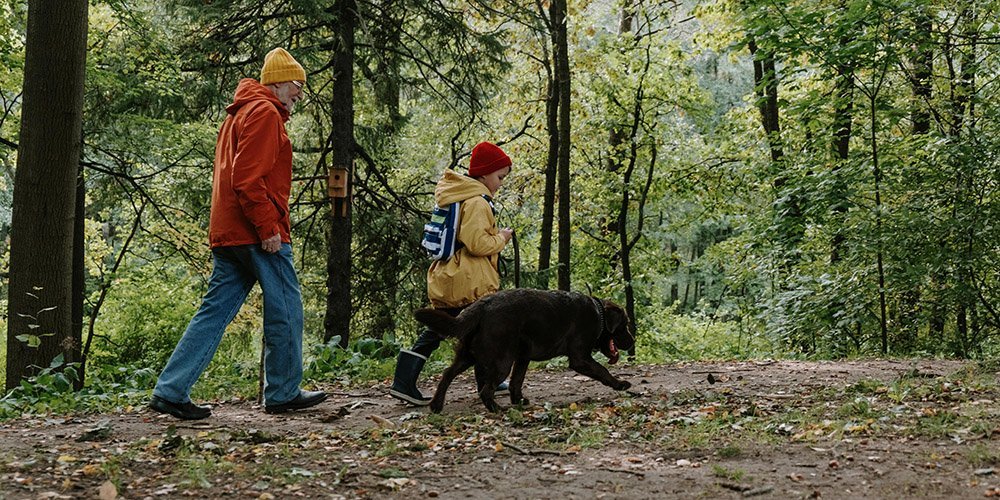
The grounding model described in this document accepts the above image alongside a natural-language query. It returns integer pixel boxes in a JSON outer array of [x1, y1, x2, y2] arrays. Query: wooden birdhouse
[[328, 166, 349, 199]]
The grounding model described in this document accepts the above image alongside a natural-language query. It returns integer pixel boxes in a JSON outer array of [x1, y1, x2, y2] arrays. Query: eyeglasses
[[291, 81, 304, 90]]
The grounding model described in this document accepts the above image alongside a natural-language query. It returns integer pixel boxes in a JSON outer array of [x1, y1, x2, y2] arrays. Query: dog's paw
[[483, 400, 502, 413], [511, 396, 529, 406], [429, 402, 444, 414], [615, 380, 632, 391]]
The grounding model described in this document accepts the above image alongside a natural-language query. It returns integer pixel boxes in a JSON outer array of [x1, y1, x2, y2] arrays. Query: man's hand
[[499, 228, 514, 243], [262, 233, 282, 253]]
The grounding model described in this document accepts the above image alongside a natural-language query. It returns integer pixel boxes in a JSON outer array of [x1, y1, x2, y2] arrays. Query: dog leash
[[591, 296, 606, 335]]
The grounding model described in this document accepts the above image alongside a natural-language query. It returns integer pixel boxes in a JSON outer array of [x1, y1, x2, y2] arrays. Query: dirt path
[[1, 359, 998, 499]]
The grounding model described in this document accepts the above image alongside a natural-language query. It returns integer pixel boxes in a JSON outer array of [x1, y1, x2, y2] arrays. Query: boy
[[390, 141, 513, 405]]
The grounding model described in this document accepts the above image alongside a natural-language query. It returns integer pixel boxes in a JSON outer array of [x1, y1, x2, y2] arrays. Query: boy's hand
[[499, 228, 514, 243]]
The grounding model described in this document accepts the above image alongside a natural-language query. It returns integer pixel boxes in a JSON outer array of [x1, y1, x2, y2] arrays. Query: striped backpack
[[421, 195, 492, 261]]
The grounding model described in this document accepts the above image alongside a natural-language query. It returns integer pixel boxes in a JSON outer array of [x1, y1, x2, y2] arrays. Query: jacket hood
[[226, 78, 289, 122], [434, 169, 490, 206]]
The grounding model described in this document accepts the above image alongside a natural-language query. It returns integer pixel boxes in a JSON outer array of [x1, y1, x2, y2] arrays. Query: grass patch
[[717, 445, 742, 458], [835, 397, 882, 420], [711, 464, 746, 481], [844, 378, 887, 396], [561, 424, 607, 449], [177, 453, 233, 489], [914, 409, 965, 438], [966, 444, 1000, 467]]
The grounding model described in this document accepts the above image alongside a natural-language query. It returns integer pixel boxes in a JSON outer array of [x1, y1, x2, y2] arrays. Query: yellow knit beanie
[[260, 48, 306, 85]]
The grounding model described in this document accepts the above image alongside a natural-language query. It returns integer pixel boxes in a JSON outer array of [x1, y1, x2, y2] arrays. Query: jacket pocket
[[268, 193, 286, 218]]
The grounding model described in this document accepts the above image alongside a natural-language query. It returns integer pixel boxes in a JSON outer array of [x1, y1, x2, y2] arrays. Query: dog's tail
[[413, 306, 481, 339]]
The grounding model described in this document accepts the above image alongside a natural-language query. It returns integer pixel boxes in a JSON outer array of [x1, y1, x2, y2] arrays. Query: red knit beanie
[[468, 142, 512, 177]]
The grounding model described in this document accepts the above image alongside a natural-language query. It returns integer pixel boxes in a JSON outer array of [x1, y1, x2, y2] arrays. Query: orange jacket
[[209, 78, 292, 248]]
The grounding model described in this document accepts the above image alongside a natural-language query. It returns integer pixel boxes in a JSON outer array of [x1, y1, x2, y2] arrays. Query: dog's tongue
[[608, 339, 619, 365]]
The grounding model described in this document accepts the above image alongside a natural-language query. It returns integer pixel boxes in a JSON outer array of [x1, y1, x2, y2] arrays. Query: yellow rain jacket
[[427, 170, 508, 309]]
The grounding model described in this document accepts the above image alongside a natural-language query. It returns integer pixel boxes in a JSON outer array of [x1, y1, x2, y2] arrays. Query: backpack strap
[[480, 194, 495, 216]]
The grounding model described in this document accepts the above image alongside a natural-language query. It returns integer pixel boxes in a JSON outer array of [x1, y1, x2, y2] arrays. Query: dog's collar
[[591, 296, 607, 335]]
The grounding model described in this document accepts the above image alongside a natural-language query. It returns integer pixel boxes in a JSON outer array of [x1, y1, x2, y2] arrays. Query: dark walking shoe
[[389, 350, 432, 406], [149, 395, 212, 420], [264, 390, 327, 414]]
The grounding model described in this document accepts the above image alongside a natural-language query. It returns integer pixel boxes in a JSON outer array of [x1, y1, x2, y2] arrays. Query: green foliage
[[87, 265, 203, 369], [635, 306, 780, 362], [303, 336, 398, 384], [0, 355, 155, 419]]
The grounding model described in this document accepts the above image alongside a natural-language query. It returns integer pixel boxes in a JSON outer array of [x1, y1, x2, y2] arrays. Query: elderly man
[[150, 48, 326, 419]]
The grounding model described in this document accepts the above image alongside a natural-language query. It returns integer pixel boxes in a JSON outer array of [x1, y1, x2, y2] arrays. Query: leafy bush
[[0, 355, 155, 419], [304, 336, 397, 384], [87, 265, 203, 369], [635, 306, 781, 362]]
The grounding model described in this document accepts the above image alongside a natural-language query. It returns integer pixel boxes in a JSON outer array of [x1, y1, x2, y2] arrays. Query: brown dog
[[414, 289, 635, 413]]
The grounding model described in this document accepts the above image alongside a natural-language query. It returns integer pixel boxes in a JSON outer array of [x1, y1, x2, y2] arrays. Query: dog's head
[[596, 299, 635, 364]]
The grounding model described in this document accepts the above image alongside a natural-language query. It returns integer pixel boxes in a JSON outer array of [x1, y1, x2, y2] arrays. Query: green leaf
[[15, 334, 41, 348]]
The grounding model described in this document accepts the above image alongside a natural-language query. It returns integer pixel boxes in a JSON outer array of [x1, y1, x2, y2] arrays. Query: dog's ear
[[602, 301, 636, 349], [602, 301, 629, 334]]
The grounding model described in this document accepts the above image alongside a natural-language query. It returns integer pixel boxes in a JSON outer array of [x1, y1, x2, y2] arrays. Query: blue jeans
[[153, 243, 304, 406]]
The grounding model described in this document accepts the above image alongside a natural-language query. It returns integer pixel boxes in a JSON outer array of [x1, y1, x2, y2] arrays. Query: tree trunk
[[748, 37, 803, 263], [372, 0, 403, 133], [829, 60, 854, 264], [954, 14, 978, 357], [933, 7, 977, 352], [610, 0, 649, 352], [910, 10, 932, 136], [71, 167, 85, 389], [552, 0, 572, 291], [748, 38, 783, 164], [898, 9, 932, 350], [605, 2, 633, 173], [869, 92, 888, 355], [5, 0, 88, 390], [669, 241, 679, 304], [537, 1, 557, 287], [324, 0, 356, 348]]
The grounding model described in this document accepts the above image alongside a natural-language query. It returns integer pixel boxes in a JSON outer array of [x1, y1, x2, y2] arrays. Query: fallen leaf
[[380, 478, 413, 490], [99, 480, 117, 500], [288, 467, 314, 477], [152, 484, 177, 496], [81, 463, 103, 477], [77, 421, 114, 442], [320, 407, 350, 422], [369, 415, 395, 428]]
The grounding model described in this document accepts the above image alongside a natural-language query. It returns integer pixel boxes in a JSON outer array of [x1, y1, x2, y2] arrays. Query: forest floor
[[1, 359, 999, 499]]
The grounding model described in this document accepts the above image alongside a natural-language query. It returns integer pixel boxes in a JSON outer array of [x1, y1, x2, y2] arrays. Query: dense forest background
[[1, 0, 999, 409]]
